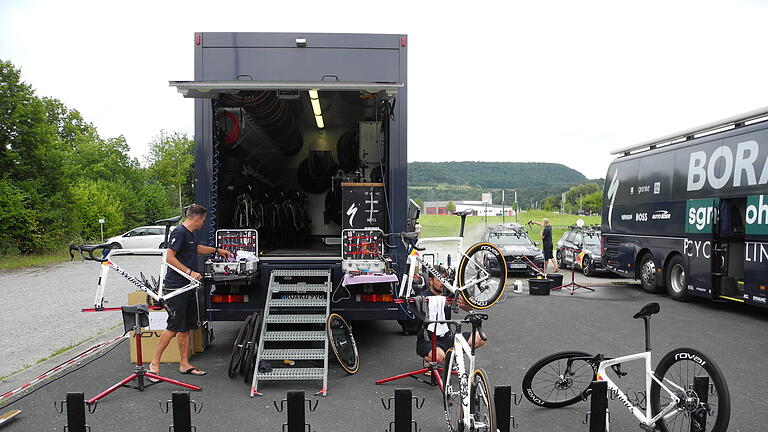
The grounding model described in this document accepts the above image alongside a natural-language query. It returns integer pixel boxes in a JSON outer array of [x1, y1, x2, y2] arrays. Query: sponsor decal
[[653, 182, 661, 194], [746, 194, 768, 235], [630, 186, 634, 195], [607, 170, 620, 230], [637, 185, 651, 194], [621, 214, 633, 221], [745, 242, 768, 263], [686, 198, 719, 233], [752, 296, 767, 304], [651, 210, 671, 220], [346, 203, 358, 226], [686, 140, 767, 191], [685, 239, 712, 259], [674, 352, 707, 366], [635, 212, 648, 222]]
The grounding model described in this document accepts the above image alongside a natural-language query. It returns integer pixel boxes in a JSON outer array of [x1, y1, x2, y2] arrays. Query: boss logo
[[674, 352, 707, 366]]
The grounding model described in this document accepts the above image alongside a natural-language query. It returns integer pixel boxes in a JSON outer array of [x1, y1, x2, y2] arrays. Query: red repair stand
[[551, 248, 594, 295], [82, 306, 201, 405], [375, 298, 456, 391]]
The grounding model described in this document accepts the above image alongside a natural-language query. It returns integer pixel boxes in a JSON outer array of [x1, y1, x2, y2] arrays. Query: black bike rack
[[493, 385, 521, 431], [159, 391, 203, 432], [582, 381, 610, 432], [55, 392, 96, 432], [381, 388, 424, 432], [274, 390, 319, 432]]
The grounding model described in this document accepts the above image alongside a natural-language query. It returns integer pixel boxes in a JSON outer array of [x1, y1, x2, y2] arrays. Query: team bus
[[601, 106, 768, 308]]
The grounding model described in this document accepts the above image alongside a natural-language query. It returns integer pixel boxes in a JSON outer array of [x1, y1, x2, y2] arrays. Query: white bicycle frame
[[398, 236, 492, 299], [91, 248, 200, 309], [446, 328, 490, 430], [597, 352, 685, 429]]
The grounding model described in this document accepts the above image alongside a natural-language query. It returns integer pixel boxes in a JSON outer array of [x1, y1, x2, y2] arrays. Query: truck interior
[[171, 81, 402, 260], [715, 197, 746, 298]]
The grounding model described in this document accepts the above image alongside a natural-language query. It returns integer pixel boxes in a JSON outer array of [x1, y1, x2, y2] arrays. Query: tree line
[[0, 60, 193, 254], [540, 182, 603, 214]]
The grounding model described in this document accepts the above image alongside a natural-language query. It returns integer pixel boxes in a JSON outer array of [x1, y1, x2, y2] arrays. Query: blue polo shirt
[[163, 224, 198, 288]]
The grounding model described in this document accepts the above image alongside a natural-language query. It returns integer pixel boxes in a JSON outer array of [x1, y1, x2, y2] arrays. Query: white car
[[106, 225, 174, 250]]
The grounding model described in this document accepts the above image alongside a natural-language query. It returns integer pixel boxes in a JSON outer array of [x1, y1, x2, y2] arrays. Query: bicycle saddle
[[453, 210, 472, 217], [155, 215, 182, 226], [633, 302, 660, 319]]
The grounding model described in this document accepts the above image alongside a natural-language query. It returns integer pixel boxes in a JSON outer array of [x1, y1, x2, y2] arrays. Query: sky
[[1, 0, 767, 179]]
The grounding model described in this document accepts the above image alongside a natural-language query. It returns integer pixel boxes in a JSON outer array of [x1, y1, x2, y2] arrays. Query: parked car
[[481, 224, 545, 275], [556, 226, 606, 276], [106, 225, 173, 250]]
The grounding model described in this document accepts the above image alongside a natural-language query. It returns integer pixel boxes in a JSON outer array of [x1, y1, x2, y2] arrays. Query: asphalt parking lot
[[1, 264, 766, 432]]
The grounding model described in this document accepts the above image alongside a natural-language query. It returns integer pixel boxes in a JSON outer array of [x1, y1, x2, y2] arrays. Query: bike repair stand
[[551, 248, 594, 295], [86, 304, 201, 405]]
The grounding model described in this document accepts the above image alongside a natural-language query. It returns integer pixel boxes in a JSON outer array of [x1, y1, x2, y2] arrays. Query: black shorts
[[416, 332, 473, 358], [543, 246, 554, 261], [163, 289, 198, 333]]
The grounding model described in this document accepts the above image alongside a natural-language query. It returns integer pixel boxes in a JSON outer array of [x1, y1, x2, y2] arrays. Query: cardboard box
[[127, 291, 196, 363]]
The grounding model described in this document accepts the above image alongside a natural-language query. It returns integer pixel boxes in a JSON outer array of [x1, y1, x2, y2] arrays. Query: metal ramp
[[250, 269, 332, 397]]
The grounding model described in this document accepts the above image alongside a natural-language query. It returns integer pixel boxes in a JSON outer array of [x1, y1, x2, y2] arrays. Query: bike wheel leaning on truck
[[457, 242, 507, 309]]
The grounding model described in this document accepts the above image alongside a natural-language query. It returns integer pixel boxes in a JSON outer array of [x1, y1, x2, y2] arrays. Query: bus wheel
[[639, 253, 660, 293], [665, 255, 689, 301]]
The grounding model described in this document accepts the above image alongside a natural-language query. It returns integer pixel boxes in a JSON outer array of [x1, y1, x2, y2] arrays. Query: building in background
[[423, 201, 515, 217]]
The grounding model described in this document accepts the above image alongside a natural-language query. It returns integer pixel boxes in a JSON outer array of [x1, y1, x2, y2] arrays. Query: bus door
[[684, 198, 719, 298], [714, 198, 747, 301], [743, 194, 768, 307]]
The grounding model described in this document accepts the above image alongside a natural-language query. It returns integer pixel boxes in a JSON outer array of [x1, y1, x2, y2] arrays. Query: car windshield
[[583, 235, 600, 247], [490, 233, 532, 246]]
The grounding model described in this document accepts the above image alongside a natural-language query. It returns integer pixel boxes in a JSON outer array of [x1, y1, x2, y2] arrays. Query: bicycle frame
[[596, 352, 683, 428], [91, 248, 200, 309], [451, 332, 477, 428]]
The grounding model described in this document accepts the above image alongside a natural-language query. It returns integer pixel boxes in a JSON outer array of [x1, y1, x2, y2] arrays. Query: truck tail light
[[195, 34, 201, 45], [356, 294, 394, 303], [211, 294, 248, 303], [401, 36, 407, 47]]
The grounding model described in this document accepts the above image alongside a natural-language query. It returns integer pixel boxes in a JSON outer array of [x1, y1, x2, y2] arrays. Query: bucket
[[547, 273, 563, 288], [528, 278, 552, 295]]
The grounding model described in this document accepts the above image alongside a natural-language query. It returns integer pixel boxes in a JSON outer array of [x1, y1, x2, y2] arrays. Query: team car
[[481, 223, 545, 275], [556, 225, 606, 276]]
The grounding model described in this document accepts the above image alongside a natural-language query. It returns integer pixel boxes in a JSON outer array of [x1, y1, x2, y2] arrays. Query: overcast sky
[[2, 0, 767, 179]]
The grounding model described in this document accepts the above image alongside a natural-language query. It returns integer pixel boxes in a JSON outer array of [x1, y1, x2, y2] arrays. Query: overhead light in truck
[[309, 89, 324, 129]]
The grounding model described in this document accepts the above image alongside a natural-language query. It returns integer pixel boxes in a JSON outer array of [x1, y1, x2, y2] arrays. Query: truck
[[169, 32, 413, 328]]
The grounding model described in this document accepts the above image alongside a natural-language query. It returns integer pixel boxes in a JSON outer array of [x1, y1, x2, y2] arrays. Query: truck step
[[272, 282, 329, 293], [270, 298, 327, 307], [263, 331, 326, 342], [265, 314, 326, 324], [260, 348, 325, 360], [271, 269, 331, 277], [256, 367, 325, 381]]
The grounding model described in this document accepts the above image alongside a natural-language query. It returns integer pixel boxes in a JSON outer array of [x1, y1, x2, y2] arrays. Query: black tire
[[243, 312, 262, 383], [239, 312, 259, 377], [650, 347, 730, 432], [457, 242, 507, 309], [522, 351, 595, 408], [470, 368, 494, 432], [582, 256, 592, 277], [110, 242, 122, 249], [327, 313, 359, 374], [639, 253, 661, 293], [556, 250, 566, 269], [443, 348, 464, 432], [665, 254, 689, 301], [228, 314, 253, 378], [159, 242, 166, 249]]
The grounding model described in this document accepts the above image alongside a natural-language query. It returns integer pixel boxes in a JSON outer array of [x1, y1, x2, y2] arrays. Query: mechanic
[[415, 265, 486, 364], [149, 204, 233, 380], [530, 218, 559, 273]]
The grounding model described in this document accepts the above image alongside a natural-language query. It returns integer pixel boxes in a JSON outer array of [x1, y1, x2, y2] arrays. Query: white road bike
[[522, 303, 730, 432]]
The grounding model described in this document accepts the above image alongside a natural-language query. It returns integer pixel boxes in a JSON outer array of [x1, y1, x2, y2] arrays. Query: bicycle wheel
[[457, 242, 507, 309], [228, 313, 253, 378], [522, 351, 595, 408], [239, 312, 259, 377], [470, 368, 494, 432], [443, 348, 465, 432], [650, 347, 730, 432], [243, 312, 262, 383], [327, 313, 359, 374]]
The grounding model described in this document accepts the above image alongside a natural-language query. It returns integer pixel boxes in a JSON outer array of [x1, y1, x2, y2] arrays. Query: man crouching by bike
[[415, 265, 486, 364]]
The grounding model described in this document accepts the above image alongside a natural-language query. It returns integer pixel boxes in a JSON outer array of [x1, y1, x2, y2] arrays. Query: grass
[[0, 249, 72, 270], [419, 211, 601, 243]]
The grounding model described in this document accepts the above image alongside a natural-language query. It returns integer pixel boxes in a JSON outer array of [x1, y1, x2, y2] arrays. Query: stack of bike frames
[[232, 190, 310, 248], [221, 92, 304, 156]]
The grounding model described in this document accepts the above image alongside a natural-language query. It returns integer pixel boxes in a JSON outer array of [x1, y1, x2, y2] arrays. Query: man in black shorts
[[149, 204, 232, 379], [415, 266, 486, 364]]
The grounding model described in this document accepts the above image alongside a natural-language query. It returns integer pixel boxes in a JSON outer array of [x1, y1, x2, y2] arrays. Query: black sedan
[[482, 226, 545, 275], [556, 228, 606, 276]]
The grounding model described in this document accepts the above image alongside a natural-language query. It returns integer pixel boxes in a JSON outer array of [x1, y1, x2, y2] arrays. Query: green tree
[[581, 191, 603, 214], [146, 131, 195, 214], [69, 179, 126, 242], [446, 201, 456, 213]]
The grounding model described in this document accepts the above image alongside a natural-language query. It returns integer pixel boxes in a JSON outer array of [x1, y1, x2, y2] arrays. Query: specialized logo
[[346, 203, 358, 227], [651, 210, 671, 220], [606, 169, 620, 230], [687, 140, 767, 191]]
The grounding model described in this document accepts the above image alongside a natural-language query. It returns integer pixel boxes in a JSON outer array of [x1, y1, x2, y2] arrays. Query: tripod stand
[[87, 305, 201, 405], [551, 248, 594, 295]]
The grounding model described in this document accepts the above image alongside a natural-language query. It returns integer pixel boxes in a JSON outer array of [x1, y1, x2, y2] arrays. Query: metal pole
[[514, 190, 518, 223], [394, 388, 412, 432], [589, 381, 608, 432], [100, 223, 104, 243], [502, 190, 505, 225]]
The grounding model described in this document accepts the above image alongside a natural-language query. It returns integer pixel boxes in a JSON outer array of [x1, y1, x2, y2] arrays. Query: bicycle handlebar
[[385, 232, 425, 251], [69, 243, 112, 263]]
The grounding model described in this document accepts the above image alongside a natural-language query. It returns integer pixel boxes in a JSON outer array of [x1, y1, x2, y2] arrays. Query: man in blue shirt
[[149, 204, 233, 379]]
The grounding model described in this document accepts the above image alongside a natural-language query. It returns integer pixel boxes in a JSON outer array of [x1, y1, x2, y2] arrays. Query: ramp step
[[256, 367, 325, 381], [261, 349, 325, 360], [272, 282, 329, 293], [270, 298, 327, 307], [271, 269, 331, 277], [264, 331, 326, 341], [265, 314, 326, 324]]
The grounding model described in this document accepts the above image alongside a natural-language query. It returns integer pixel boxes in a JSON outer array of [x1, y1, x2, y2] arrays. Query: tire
[[665, 255, 689, 301], [457, 242, 507, 309], [228, 314, 253, 378], [650, 347, 730, 432], [470, 368, 494, 432], [159, 242, 166, 249], [556, 250, 566, 269], [443, 348, 464, 432], [243, 312, 262, 383], [239, 312, 259, 377], [582, 256, 592, 277], [327, 313, 359, 374], [522, 351, 595, 408], [110, 242, 122, 249], [639, 253, 661, 293]]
